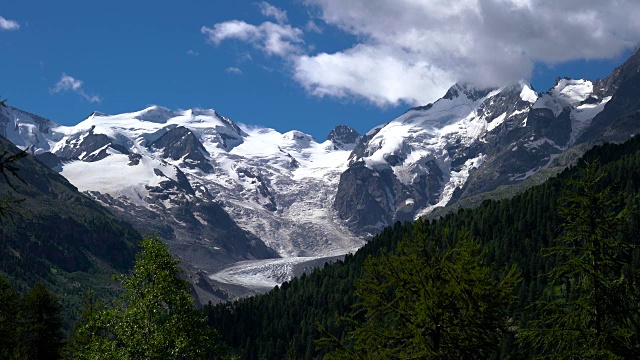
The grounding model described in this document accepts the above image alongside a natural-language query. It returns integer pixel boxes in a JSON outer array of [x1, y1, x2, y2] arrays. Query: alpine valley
[[3, 49, 640, 303]]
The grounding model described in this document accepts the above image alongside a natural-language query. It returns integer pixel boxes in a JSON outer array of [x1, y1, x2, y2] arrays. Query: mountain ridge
[[3, 49, 640, 294]]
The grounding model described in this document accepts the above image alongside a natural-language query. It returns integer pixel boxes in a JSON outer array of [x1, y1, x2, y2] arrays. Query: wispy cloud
[[305, 20, 322, 34], [225, 67, 243, 75], [0, 16, 20, 31], [258, 2, 288, 24], [51, 74, 102, 103], [201, 20, 303, 57], [187, 49, 199, 56]]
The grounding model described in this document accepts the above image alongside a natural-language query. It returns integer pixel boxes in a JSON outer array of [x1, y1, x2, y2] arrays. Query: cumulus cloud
[[0, 16, 20, 31], [258, 2, 288, 24], [225, 67, 243, 74], [295, 45, 453, 106], [304, 0, 640, 90], [201, 20, 303, 57], [204, 0, 640, 107], [51, 74, 102, 103]]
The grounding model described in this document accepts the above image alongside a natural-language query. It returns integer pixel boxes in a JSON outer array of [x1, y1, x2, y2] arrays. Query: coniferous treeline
[[0, 135, 141, 327], [3, 134, 640, 358], [205, 135, 640, 359], [0, 276, 65, 359]]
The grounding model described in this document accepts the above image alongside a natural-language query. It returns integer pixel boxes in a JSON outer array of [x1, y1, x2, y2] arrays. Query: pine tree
[[0, 275, 23, 359], [21, 282, 65, 360], [319, 225, 519, 359], [520, 161, 640, 358]]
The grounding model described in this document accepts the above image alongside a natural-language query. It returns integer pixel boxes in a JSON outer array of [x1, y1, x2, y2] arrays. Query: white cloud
[[304, 0, 640, 90], [201, 20, 260, 45], [225, 67, 243, 74], [0, 16, 20, 31], [295, 45, 453, 106], [258, 2, 288, 24], [202, 20, 303, 57], [187, 49, 199, 56], [51, 74, 102, 103], [204, 0, 640, 107]]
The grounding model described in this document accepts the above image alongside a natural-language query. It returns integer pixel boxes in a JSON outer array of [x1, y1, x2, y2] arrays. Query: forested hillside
[[0, 136, 142, 326], [206, 135, 640, 359], [3, 133, 640, 359]]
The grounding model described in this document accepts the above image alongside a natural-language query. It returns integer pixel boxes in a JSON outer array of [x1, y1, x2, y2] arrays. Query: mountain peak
[[191, 108, 215, 116], [134, 105, 177, 123], [593, 48, 640, 97], [327, 125, 361, 151], [150, 126, 213, 172], [443, 83, 495, 102], [281, 130, 316, 149]]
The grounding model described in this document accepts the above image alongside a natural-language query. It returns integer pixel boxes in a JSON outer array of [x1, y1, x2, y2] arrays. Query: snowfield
[[0, 75, 613, 292]]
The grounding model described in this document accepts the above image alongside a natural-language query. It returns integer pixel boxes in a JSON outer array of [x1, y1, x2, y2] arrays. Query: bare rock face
[[4, 50, 640, 296], [150, 126, 213, 173], [327, 125, 361, 151], [335, 51, 640, 235]]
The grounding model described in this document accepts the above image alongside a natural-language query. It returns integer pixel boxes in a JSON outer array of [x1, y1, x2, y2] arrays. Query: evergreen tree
[[520, 161, 640, 358], [21, 282, 65, 360], [71, 237, 219, 359], [0, 274, 23, 359], [0, 146, 27, 221], [320, 226, 519, 359]]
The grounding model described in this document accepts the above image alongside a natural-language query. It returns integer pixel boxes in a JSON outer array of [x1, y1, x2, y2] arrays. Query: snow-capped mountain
[[335, 49, 640, 235], [0, 104, 364, 299], [3, 49, 640, 298]]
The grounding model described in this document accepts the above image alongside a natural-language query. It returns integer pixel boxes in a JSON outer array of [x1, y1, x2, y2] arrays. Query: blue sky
[[1, 1, 638, 140]]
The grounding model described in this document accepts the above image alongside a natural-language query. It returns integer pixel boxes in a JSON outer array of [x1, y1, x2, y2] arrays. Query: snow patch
[[569, 96, 611, 144], [487, 112, 507, 132], [533, 79, 594, 117], [519, 83, 538, 103], [415, 153, 486, 218]]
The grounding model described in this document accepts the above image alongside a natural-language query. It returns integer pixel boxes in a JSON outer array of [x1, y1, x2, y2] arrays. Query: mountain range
[[2, 49, 640, 301]]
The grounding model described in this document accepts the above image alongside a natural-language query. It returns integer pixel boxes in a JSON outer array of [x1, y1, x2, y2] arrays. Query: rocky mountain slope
[[335, 50, 640, 236], [3, 50, 640, 295], [0, 135, 141, 321], [0, 104, 364, 297]]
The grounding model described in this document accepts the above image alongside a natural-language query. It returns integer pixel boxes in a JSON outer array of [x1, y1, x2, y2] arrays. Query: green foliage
[[70, 237, 219, 359], [0, 136, 141, 326], [205, 221, 413, 360], [319, 228, 519, 359], [207, 135, 640, 359], [0, 276, 66, 360], [520, 161, 640, 358], [62, 290, 104, 359], [0, 274, 23, 359], [21, 283, 66, 359], [0, 146, 27, 221]]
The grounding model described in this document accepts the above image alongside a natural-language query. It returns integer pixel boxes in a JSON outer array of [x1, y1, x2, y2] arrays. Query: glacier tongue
[[0, 71, 618, 293]]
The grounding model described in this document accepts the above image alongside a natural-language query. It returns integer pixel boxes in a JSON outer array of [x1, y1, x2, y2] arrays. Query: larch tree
[[520, 161, 640, 358], [320, 225, 519, 359]]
